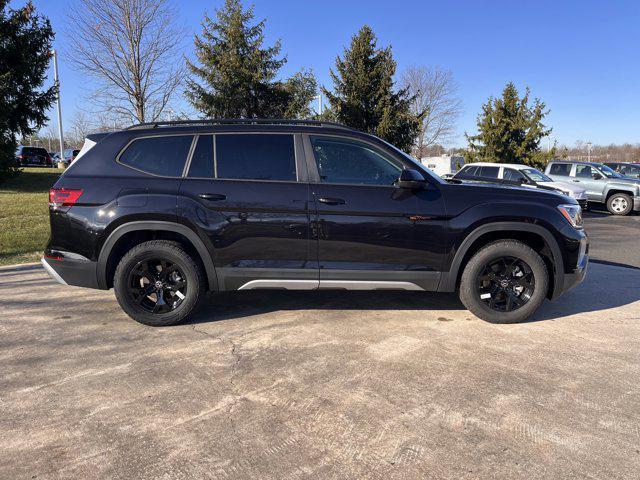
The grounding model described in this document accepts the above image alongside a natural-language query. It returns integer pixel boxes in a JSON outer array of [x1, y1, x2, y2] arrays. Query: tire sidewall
[[114, 244, 201, 326], [460, 241, 548, 324]]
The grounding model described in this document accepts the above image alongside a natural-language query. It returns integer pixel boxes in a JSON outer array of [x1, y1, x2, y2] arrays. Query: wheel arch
[[438, 222, 564, 300], [605, 188, 635, 201], [97, 221, 218, 292]]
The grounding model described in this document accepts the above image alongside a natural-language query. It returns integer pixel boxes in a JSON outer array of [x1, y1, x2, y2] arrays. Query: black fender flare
[[437, 222, 564, 298], [97, 221, 219, 292]]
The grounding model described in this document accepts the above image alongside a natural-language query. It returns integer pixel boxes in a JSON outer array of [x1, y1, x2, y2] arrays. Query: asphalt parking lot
[[1, 215, 639, 479]]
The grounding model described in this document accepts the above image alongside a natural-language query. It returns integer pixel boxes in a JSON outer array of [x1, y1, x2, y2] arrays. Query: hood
[[448, 179, 571, 202], [538, 181, 586, 195]]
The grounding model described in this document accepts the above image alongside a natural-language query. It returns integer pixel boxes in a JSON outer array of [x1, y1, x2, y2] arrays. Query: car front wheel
[[113, 240, 205, 326], [459, 240, 549, 324], [606, 193, 633, 216]]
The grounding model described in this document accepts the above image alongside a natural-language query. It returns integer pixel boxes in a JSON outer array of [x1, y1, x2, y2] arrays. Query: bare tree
[[401, 66, 462, 157], [67, 0, 184, 123]]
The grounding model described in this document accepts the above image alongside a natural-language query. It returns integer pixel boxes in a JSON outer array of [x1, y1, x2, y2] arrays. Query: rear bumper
[[41, 256, 100, 289]]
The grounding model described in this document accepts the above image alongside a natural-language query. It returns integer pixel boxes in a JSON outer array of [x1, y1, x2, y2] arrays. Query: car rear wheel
[[459, 240, 548, 324], [606, 193, 633, 216], [114, 240, 205, 326]]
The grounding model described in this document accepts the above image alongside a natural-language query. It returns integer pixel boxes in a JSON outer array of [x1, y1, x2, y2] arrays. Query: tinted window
[[454, 165, 478, 179], [188, 135, 214, 178], [120, 135, 193, 177], [575, 165, 595, 178], [216, 134, 296, 181], [503, 168, 526, 182], [22, 147, 48, 156], [310, 136, 402, 185], [549, 163, 571, 176], [621, 164, 640, 174], [478, 166, 499, 178]]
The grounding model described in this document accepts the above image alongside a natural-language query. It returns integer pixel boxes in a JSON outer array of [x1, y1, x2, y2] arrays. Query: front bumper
[[41, 256, 99, 289], [633, 196, 640, 212], [561, 252, 588, 295]]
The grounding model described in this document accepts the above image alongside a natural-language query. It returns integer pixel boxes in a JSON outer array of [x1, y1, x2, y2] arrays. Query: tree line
[[1, 0, 633, 181]]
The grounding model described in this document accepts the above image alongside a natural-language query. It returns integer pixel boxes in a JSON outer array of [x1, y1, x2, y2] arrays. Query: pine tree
[[0, 1, 55, 181], [323, 25, 419, 152], [465, 82, 553, 168], [186, 0, 316, 119]]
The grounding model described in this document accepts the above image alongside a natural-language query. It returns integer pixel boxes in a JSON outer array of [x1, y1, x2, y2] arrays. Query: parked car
[[61, 148, 80, 164], [605, 162, 640, 179], [14, 146, 54, 167], [42, 120, 587, 326], [420, 155, 465, 177], [453, 162, 588, 209], [545, 160, 640, 215]]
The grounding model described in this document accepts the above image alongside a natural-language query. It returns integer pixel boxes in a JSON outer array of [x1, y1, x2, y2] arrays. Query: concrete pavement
[[1, 261, 639, 479]]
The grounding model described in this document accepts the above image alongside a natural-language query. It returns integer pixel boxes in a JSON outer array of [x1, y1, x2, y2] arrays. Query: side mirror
[[592, 173, 603, 180], [396, 169, 427, 189]]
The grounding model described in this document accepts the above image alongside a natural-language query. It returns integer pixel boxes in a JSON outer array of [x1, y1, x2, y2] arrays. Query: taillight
[[49, 188, 83, 210]]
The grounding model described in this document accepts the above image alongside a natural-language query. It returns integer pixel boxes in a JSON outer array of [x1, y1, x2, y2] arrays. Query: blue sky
[[27, 0, 640, 147]]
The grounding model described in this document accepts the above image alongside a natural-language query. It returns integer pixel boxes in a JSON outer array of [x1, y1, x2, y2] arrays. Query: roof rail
[[126, 118, 355, 131]]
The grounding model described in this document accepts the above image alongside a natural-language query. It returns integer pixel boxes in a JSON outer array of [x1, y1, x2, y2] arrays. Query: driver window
[[503, 168, 526, 182], [575, 165, 595, 178], [310, 136, 403, 186]]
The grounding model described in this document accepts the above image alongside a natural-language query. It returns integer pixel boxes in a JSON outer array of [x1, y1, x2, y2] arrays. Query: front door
[[306, 135, 445, 291], [573, 164, 605, 201], [178, 133, 317, 290]]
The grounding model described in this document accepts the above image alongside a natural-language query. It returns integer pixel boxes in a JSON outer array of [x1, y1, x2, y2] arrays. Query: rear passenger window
[[478, 166, 499, 178], [119, 135, 193, 177], [188, 135, 214, 178], [216, 134, 296, 181], [549, 163, 571, 176]]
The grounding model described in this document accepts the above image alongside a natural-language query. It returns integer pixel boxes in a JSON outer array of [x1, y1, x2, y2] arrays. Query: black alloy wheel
[[476, 256, 535, 312], [127, 258, 187, 314]]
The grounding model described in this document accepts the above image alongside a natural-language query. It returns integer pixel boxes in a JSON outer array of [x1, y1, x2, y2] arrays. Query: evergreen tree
[[465, 82, 553, 168], [0, 1, 55, 181], [186, 0, 315, 119], [323, 25, 419, 152]]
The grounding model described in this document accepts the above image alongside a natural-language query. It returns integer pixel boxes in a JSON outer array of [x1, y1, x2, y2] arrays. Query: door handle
[[198, 193, 227, 201], [317, 197, 346, 205], [572, 180, 580, 182]]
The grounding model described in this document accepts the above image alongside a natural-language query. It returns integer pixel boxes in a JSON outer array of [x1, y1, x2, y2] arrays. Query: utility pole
[[587, 141, 592, 162], [51, 50, 64, 160], [315, 94, 322, 115]]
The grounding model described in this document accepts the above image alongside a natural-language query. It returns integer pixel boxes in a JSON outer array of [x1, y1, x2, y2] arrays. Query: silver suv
[[545, 161, 640, 215]]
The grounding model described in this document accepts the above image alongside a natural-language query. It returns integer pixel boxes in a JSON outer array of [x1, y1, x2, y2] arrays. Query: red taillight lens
[[49, 188, 83, 209]]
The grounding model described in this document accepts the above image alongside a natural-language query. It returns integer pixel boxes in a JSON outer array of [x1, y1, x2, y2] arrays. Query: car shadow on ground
[[186, 262, 640, 325]]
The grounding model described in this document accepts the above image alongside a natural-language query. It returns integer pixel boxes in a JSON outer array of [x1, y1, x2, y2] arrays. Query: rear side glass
[[119, 135, 193, 177], [216, 134, 296, 181], [549, 163, 571, 176], [478, 166, 499, 178], [188, 135, 214, 178]]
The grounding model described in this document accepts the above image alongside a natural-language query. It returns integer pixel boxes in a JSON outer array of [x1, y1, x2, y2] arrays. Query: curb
[[0, 262, 41, 272]]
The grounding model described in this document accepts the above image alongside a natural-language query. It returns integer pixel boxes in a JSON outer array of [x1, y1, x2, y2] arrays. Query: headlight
[[557, 204, 583, 228]]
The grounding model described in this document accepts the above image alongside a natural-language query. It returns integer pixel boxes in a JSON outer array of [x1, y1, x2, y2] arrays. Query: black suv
[[43, 120, 588, 326]]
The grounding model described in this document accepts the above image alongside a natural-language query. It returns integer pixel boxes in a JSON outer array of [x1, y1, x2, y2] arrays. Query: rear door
[[305, 134, 445, 291], [178, 132, 316, 291]]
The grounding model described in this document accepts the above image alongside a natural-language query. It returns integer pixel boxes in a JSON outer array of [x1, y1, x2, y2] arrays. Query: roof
[[127, 118, 356, 131], [462, 162, 539, 170], [548, 159, 604, 167]]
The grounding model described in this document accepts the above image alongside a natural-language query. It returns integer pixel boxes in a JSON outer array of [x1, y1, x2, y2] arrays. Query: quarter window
[[216, 134, 296, 181], [119, 135, 193, 177], [310, 136, 402, 185]]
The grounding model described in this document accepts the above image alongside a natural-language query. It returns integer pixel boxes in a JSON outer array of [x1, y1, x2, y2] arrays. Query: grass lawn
[[0, 168, 61, 266]]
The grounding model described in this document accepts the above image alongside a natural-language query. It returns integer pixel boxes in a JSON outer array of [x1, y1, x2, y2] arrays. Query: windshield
[[599, 165, 623, 178], [522, 168, 553, 183]]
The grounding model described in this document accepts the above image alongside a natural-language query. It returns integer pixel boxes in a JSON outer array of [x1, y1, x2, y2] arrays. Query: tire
[[459, 240, 549, 324], [113, 240, 205, 326], [606, 193, 633, 216]]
